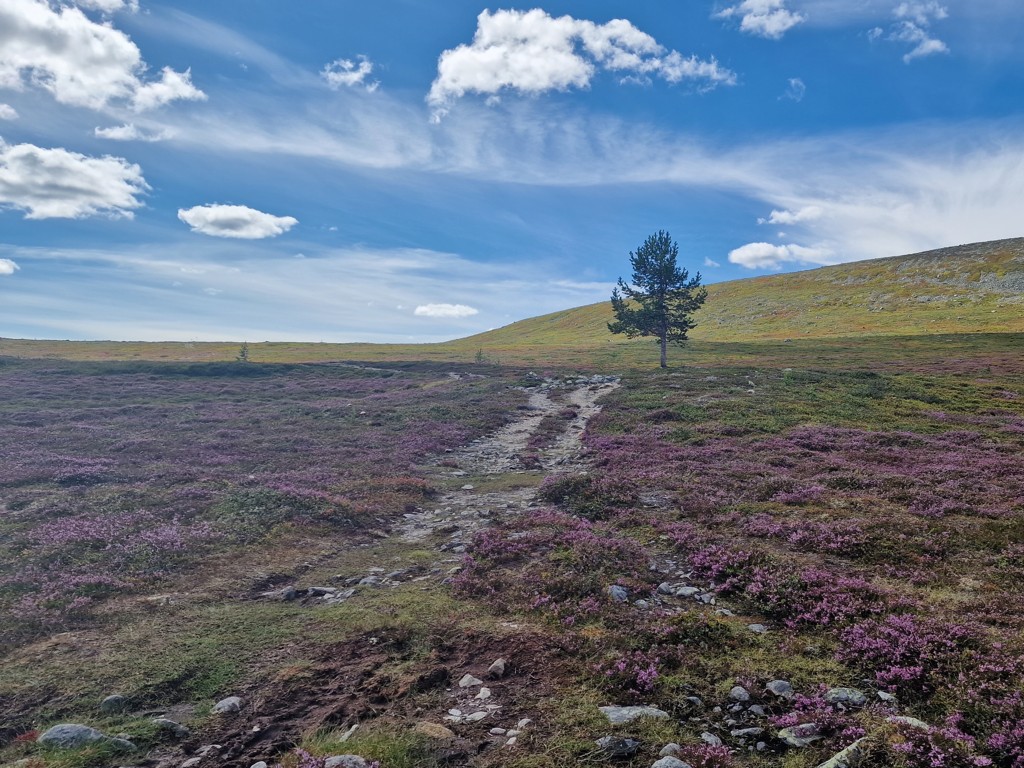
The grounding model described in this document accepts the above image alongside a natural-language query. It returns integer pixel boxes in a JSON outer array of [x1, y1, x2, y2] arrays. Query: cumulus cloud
[[758, 205, 823, 224], [322, 55, 379, 92], [0, 103, 17, 120], [781, 77, 806, 102], [0, 0, 206, 111], [94, 123, 171, 142], [0, 257, 19, 275], [414, 303, 479, 318], [728, 242, 833, 269], [715, 0, 806, 39], [72, 0, 138, 12], [871, 2, 950, 62], [177, 204, 298, 239], [427, 9, 735, 120], [0, 140, 147, 219]]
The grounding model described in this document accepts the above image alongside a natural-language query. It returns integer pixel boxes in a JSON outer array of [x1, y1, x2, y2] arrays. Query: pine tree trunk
[[660, 334, 667, 368]]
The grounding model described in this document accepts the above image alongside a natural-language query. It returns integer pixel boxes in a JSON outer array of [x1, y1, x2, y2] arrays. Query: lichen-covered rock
[[37, 724, 106, 749], [599, 705, 669, 725]]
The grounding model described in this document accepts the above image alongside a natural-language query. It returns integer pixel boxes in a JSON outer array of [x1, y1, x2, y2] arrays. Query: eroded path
[[399, 375, 620, 544]]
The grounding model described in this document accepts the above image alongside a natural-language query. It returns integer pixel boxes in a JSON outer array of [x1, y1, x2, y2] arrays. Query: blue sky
[[1, 0, 1022, 342]]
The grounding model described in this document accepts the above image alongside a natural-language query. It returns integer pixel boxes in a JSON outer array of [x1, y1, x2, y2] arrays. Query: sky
[[1, 0, 1022, 342]]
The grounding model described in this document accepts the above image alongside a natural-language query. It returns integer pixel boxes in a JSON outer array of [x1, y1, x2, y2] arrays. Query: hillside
[[1, 238, 1021, 368], [461, 237, 1024, 349]]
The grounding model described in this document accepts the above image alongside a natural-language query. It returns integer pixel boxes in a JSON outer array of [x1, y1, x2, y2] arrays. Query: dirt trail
[[399, 376, 620, 544]]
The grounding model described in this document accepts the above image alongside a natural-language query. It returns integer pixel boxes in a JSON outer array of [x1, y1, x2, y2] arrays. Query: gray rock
[[877, 691, 898, 703], [651, 758, 693, 768], [659, 743, 682, 757], [815, 738, 867, 768], [358, 576, 382, 586], [324, 756, 369, 768], [825, 687, 867, 708], [607, 585, 629, 602], [107, 737, 136, 751], [596, 736, 641, 758], [766, 680, 794, 700], [100, 694, 128, 714], [657, 582, 675, 595], [748, 623, 768, 634], [599, 705, 669, 725], [779, 723, 824, 748], [697, 592, 716, 604], [211, 696, 242, 714], [731, 727, 765, 738], [676, 586, 701, 597], [153, 718, 190, 739], [729, 685, 751, 702], [701, 732, 723, 747], [458, 674, 483, 688], [888, 715, 930, 731], [251, 763, 269, 768], [37, 724, 107, 749], [748, 704, 767, 717], [181, 759, 203, 768], [487, 658, 507, 679]]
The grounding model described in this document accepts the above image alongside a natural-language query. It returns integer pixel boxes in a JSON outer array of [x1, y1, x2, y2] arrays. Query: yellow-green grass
[[3, 238, 1022, 366]]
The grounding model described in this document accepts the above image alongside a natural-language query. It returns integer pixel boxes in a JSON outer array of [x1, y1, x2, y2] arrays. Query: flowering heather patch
[[0, 360, 522, 647], [676, 743, 735, 767]]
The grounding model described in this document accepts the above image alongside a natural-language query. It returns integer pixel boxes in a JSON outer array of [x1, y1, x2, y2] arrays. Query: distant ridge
[[460, 237, 1024, 347], [2, 238, 1022, 364]]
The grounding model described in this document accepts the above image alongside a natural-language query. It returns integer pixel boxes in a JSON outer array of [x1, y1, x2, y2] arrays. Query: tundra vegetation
[[1, 239, 1024, 768]]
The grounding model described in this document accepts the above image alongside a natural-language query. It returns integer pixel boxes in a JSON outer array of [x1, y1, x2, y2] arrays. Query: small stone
[[251, 763, 269, 768], [685, 696, 703, 709], [100, 694, 128, 714], [888, 715, 930, 731], [448, 709, 463, 717], [459, 674, 483, 688], [659, 742, 682, 757], [465, 711, 488, 722], [715, 608, 735, 616], [731, 727, 765, 738], [676, 586, 701, 597], [599, 705, 669, 725], [181, 759, 202, 768], [358, 576, 382, 586], [107, 736, 137, 751], [701, 732, 723, 747], [414, 722, 457, 740], [877, 691, 898, 703], [766, 680, 794, 700], [475, 687, 491, 700], [729, 686, 751, 702], [657, 582, 675, 595], [211, 696, 242, 714], [607, 584, 629, 602], [153, 718, 190, 739], [517, 718, 532, 729], [506, 736, 517, 746], [748, 705, 767, 717], [461, 484, 475, 490], [651, 758, 693, 768], [37, 724, 106, 749], [489, 728, 507, 736], [748, 623, 768, 634], [825, 688, 867, 708], [486, 658, 507, 678], [506, 729, 520, 737], [816, 738, 867, 768], [596, 736, 641, 758], [778, 723, 824, 748], [324, 756, 368, 768], [756, 742, 767, 751]]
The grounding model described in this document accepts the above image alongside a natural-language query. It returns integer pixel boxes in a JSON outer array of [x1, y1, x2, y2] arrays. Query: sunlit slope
[[463, 237, 1024, 347], [3, 238, 1022, 365]]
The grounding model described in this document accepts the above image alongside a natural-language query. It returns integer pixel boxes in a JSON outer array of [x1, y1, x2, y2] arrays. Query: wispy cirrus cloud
[[868, 2, 950, 62]]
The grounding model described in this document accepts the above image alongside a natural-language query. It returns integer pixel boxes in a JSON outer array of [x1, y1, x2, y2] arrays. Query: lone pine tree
[[609, 230, 708, 368]]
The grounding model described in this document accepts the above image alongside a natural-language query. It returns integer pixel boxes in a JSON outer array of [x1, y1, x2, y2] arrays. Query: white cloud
[[870, 2, 950, 62], [703, 257, 721, 267], [728, 242, 833, 269], [0, 257, 18, 275], [715, 0, 806, 39], [177, 204, 298, 239], [0, 103, 17, 120], [758, 205, 822, 224], [414, 303, 479, 318], [72, 0, 138, 12], [0, 0, 205, 112], [0, 139, 147, 219], [94, 123, 171, 142], [781, 77, 806, 102], [427, 9, 735, 120], [322, 55, 379, 92]]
